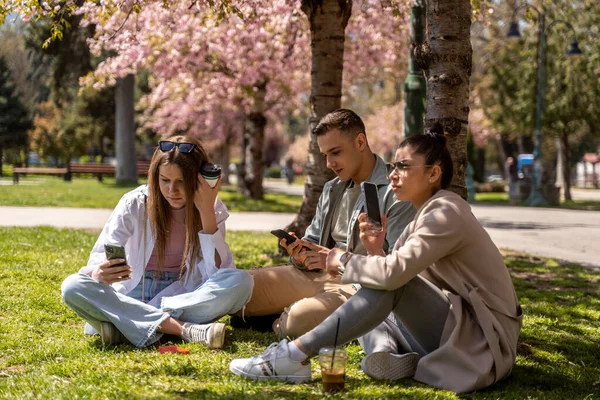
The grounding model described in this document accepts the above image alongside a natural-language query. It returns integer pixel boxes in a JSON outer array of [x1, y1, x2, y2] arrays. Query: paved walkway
[[1, 203, 599, 269], [2, 178, 599, 267]]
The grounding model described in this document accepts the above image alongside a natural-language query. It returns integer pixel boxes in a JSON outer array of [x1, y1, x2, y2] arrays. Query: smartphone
[[270, 229, 297, 245], [104, 244, 129, 278], [361, 182, 383, 231]]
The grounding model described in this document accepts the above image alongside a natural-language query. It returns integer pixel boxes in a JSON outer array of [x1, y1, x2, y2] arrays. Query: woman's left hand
[[325, 248, 345, 277], [358, 213, 387, 256], [194, 173, 221, 214]]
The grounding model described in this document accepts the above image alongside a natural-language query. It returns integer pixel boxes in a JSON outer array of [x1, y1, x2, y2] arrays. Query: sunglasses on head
[[158, 141, 197, 153]]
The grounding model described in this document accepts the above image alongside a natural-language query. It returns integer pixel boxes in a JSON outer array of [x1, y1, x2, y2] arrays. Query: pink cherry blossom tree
[[12, 0, 411, 207], [79, 0, 310, 199]]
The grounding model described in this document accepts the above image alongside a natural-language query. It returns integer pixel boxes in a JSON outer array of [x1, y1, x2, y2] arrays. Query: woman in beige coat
[[229, 124, 522, 394]]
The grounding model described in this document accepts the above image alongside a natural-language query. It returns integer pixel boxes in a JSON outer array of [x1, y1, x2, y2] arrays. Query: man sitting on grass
[[235, 109, 415, 338]]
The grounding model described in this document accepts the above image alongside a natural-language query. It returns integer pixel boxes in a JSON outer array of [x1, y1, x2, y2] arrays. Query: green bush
[[265, 167, 282, 179]]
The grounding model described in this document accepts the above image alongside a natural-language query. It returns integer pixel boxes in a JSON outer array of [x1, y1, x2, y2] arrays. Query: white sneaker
[[361, 352, 419, 380], [229, 339, 311, 383], [100, 322, 127, 346], [181, 322, 225, 349]]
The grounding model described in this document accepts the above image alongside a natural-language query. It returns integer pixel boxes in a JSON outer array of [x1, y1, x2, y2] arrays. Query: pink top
[[145, 206, 187, 273]]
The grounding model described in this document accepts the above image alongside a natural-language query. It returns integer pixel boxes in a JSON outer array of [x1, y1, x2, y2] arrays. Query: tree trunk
[[0, 144, 3, 176], [495, 133, 508, 179], [237, 82, 267, 200], [516, 135, 525, 155], [416, 0, 472, 199], [115, 74, 138, 184], [286, 0, 352, 236], [213, 139, 232, 185], [561, 131, 572, 201], [476, 147, 485, 182]]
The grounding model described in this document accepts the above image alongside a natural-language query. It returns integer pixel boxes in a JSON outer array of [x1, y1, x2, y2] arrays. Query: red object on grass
[[158, 345, 190, 354]]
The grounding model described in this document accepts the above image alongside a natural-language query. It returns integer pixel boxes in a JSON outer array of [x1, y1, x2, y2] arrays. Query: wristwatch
[[338, 252, 353, 275]]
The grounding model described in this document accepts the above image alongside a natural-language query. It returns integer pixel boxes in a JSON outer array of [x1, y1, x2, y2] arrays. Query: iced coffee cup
[[318, 347, 348, 394], [200, 162, 222, 188]]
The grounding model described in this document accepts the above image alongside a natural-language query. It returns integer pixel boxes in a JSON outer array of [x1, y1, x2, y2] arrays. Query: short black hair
[[399, 123, 454, 189], [312, 109, 366, 138]]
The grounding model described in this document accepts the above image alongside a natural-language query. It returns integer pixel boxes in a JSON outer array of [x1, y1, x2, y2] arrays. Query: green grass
[[475, 192, 600, 211], [1, 227, 599, 399], [0, 177, 302, 212], [474, 192, 510, 203]]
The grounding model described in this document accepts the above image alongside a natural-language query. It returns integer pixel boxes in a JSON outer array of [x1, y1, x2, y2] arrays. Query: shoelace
[[253, 342, 280, 364], [185, 324, 208, 343]]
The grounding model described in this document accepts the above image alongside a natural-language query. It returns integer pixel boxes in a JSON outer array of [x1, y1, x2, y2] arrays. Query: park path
[[1, 181, 599, 268]]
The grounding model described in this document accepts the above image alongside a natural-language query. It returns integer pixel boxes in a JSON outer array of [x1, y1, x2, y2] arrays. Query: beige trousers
[[244, 265, 357, 338]]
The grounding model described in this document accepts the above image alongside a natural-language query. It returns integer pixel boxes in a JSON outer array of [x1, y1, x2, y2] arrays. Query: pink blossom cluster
[[76, 0, 411, 142], [364, 102, 405, 158]]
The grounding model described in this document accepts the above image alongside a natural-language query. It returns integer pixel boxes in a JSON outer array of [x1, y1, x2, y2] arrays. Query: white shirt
[[78, 185, 235, 307]]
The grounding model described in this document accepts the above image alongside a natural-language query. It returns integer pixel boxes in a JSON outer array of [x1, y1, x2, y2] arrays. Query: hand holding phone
[[271, 229, 313, 268], [270, 229, 297, 246], [361, 182, 383, 232], [104, 244, 130, 279]]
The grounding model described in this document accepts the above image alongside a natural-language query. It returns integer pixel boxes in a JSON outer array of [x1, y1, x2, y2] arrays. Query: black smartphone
[[361, 182, 383, 231], [104, 244, 130, 278], [270, 229, 297, 245]]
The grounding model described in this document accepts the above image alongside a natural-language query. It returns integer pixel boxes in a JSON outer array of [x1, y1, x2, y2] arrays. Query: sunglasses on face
[[386, 162, 434, 175], [158, 141, 197, 153]]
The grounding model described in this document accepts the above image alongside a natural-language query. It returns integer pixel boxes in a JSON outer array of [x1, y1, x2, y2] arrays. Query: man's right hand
[[90, 258, 132, 284]]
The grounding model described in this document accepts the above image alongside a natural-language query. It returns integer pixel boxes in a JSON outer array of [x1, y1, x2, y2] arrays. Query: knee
[[61, 273, 88, 304], [225, 269, 254, 295], [278, 300, 321, 339]]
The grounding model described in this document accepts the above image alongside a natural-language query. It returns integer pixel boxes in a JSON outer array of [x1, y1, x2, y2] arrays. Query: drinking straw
[[331, 317, 341, 370]]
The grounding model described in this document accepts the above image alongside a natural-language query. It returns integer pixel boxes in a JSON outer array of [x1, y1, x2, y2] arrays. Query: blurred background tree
[[0, 56, 32, 175]]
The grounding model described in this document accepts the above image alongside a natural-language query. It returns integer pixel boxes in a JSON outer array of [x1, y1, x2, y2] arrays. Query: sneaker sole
[[208, 323, 226, 349], [229, 364, 310, 383], [362, 352, 419, 381]]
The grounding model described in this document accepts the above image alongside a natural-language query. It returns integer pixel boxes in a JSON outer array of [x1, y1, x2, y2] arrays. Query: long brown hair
[[147, 135, 210, 275]]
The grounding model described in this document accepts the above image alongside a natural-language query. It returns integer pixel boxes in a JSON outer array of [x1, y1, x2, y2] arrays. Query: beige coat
[[342, 190, 522, 394]]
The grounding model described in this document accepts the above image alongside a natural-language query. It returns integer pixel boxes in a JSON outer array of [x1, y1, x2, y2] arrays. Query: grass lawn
[[475, 192, 600, 211], [1, 227, 599, 399], [0, 177, 302, 212]]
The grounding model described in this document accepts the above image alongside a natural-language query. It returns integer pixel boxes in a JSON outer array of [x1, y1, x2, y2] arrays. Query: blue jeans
[[61, 268, 253, 348]]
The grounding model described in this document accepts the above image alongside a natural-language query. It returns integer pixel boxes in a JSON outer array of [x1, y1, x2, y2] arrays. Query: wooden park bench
[[12, 161, 151, 183], [12, 167, 68, 183], [67, 161, 151, 182]]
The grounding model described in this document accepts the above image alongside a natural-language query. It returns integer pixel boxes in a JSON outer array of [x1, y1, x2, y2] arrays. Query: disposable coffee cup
[[200, 162, 222, 188], [318, 347, 347, 394]]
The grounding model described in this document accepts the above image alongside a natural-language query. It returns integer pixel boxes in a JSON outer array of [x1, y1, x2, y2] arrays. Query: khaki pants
[[244, 265, 356, 338]]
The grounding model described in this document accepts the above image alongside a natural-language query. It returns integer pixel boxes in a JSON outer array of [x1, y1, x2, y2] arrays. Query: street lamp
[[507, 5, 583, 206], [403, 0, 426, 138]]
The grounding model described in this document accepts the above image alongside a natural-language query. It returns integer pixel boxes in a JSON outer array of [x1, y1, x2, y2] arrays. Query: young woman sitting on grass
[[229, 124, 522, 394], [62, 136, 253, 349]]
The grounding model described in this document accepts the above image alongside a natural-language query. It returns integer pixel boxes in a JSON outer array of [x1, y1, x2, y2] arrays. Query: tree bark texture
[[115, 74, 138, 184], [286, 0, 352, 237], [415, 0, 472, 199], [237, 82, 267, 200]]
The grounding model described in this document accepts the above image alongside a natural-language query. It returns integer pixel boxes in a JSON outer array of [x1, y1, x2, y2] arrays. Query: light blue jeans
[[61, 268, 253, 348]]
